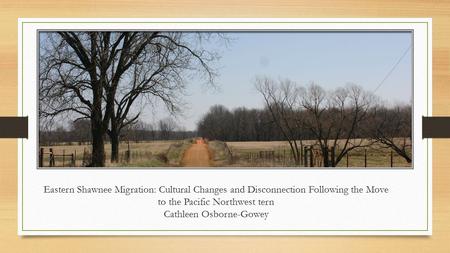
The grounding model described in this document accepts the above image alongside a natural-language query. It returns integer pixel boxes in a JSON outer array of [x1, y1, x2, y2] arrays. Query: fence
[[227, 145, 405, 167], [39, 147, 76, 167], [39, 142, 134, 167]]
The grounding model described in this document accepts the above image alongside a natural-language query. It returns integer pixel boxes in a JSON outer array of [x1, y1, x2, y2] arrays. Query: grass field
[[40, 138, 412, 168], [208, 140, 233, 166], [224, 139, 412, 168], [40, 140, 185, 167]]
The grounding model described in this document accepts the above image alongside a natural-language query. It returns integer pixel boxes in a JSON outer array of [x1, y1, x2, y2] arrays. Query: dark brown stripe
[[422, 116, 450, 138], [0, 116, 446, 139], [0, 117, 28, 138]]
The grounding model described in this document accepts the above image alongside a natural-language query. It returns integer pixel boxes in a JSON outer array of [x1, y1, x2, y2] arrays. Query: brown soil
[[181, 139, 211, 167]]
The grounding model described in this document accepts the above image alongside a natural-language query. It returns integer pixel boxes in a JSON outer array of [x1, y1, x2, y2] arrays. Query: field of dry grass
[[225, 139, 412, 168], [40, 138, 412, 168], [40, 140, 180, 167], [208, 140, 233, 166]]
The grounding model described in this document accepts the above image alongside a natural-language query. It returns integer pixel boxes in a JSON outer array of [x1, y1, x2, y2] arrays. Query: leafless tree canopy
[[254, 78, 305, 165], [254, 77, 380, 166], [40, 118, 195, 146], [369, 105, 412, 162], [39, 31, 223, 166], [198, 76, 412, 167], [39, 32, 412, 168]]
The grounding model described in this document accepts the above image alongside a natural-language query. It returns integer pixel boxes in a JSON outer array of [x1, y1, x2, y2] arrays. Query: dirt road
[[181, 139, 211, 167]]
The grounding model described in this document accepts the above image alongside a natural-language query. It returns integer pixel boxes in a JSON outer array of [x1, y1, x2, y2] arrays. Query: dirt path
[[181, 139, 211, 167]]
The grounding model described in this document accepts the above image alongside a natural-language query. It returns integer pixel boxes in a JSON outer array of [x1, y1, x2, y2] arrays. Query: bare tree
[[196, 105, 285, 142], [158, 117, 178, 140], [197, 105, 233, 141], [301, 83, 377, 166], [71, 119, 91, 145], [370, 105, 412, 163], [146, 122, 157, 141], [255, 77, 304, 165], [40, 32, 116, 166], [40, 32, 222, 166], [255, 77, 377, 167], [106, 33, 219, 162]]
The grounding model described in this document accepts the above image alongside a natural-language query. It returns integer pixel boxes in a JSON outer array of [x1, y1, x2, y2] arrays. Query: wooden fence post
[[390, 150, 393, 167], [62, 149, 65, 167], [346, 152, 349, 167], [300, 143, 303, 166], [74, 150, 77, 167], [125, 141, 131, 163], [39, 148, 43, 167], [331, 146, 335, 167], [230, 147, 234, 164], [364, 149, 367, 167], [303, 146, 308, 167], [125, 150, 130, 163], [309, 147, 314, 167], [82, 147, 86, 166], [224, 143, 233, 164], [49, 148, 54, 167]]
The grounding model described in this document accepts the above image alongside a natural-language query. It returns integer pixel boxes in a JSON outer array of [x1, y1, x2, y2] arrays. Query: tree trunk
[[90, 122, 105, 167], [108, 107, 121, 163], [294, 148, 300, 166], [89, 72, 106, 167], [405, 156, 412, 163], [110, 129, 120, 163], [322, 148, 330, 167], [330, 146, 336, 167], [401, 152, 412, 163], [287, 140, 300, 165]]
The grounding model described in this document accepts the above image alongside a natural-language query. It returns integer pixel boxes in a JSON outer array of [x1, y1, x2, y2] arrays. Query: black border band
[[0, 117, 28, 138]]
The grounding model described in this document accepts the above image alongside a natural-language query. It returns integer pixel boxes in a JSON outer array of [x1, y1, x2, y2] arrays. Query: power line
[[373, 44, 412, 93]]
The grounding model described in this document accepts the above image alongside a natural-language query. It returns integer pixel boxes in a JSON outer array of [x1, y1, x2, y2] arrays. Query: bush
[[208, 140, 232, 165], [166, 139, 193, 166]]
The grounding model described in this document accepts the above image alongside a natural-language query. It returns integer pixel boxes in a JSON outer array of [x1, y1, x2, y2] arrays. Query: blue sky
[[148, 32, 412, 131]]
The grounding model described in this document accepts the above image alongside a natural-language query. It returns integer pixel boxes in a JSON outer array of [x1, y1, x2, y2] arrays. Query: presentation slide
[[0, 2, 449, 252]]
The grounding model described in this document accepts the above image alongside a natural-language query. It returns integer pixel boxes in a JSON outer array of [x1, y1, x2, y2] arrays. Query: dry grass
[[225, 139, 412, 168], [208, 140, 233, 166], [166, 139, 194, 166], [40, 138, 412, 168], [40, 140, 180, 167]]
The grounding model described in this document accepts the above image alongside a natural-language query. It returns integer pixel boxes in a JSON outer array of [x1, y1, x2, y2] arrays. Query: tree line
[[197, 105, 315, 142], [40, 118, 195, 146], [197, 77, 412, 166]]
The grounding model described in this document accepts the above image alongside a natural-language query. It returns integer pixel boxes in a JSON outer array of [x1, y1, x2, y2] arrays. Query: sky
[[145, 32, 412, 131]]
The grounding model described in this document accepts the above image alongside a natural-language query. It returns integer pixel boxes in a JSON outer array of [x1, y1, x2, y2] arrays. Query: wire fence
[[226, 145, 410, 167], [39, 142, 146, 167]]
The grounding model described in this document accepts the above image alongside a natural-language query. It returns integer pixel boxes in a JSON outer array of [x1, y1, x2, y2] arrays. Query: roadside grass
[[40, 139, 193, 167], [115, 158, 167, 167], [166, 139, 194, 166], [225, 139, 412, 168], [40, 138, 411, 168], [208, 140, 233, 166], [334, 146, 412, 167]]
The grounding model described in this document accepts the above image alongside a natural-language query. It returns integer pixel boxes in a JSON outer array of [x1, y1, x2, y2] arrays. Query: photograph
[[38, 31, 412, 168]]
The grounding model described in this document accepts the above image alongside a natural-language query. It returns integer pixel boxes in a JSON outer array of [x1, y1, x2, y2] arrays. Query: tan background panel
[[1, 1, 449, 252]]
